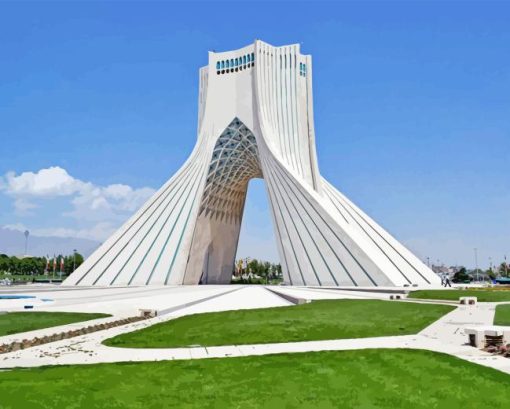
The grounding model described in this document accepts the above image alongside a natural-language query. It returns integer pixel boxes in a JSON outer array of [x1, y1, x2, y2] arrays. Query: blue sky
[[0, 1, 508, 268]]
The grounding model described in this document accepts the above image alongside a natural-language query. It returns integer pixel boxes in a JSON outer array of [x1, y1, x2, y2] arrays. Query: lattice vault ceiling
[[199, 118, 262, 225]]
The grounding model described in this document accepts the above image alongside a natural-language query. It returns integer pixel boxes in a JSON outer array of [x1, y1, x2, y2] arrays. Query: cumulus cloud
[[0, 166, 156, 241], [13, 198, 38, 215], [1, 167, 88, 197], [66, 182, 155, 222]]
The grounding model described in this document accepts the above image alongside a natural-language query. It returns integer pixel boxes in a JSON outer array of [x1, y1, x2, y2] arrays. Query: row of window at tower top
[[216, 53, 255, 74], [215, 51, 307, 77]]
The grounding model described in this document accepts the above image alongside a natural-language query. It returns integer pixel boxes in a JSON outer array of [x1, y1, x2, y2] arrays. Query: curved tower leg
[[63, 143, 210, 286], [252, 40, 439, 287], [183, 118, 262, 284]]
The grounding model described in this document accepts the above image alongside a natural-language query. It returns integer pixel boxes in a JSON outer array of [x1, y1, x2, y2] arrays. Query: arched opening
[[183, 118, 278, 284], [235, 178, 279, 282]]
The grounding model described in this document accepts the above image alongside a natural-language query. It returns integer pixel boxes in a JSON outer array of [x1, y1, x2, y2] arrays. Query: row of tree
[[452, 262, 510, 283], [487, 261, 510, 278], [234, 258, 282, 281], [0, 253, 84, 276]]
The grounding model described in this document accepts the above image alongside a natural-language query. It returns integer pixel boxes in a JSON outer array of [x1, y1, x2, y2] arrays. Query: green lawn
[[0, 312, 111, 337], [494, 304, 510, 326], [0, 274, 67, 282], [409, 289, 510, 302], [104, 299, 453, 348], [0, 349, 508, 408]]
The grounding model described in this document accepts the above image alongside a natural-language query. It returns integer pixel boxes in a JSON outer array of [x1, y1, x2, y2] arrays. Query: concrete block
[[504, 330, 510, 344], [139, 309, 158, 318], [485, 328, 504, 337], [465, 327, 485, 348], [459, 296, 477, 305]]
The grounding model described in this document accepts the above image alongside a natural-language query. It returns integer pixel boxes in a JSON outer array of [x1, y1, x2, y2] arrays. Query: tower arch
[[183, 117, 262, 284]]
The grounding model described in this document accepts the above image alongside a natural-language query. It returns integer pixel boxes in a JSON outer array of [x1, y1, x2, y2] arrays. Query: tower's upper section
[[197, 40, 320, 190], [205, 41, 309, 78]]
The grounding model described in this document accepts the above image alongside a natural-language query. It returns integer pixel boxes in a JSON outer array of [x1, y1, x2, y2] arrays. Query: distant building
[[432, 265, 459, 278]]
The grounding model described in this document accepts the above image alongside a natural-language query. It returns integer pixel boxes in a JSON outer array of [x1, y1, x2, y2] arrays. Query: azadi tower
[[65, 40, 439, 287]]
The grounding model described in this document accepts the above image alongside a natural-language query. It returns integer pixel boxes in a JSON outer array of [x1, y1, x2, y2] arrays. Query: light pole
[[474, 248, 479, 282], [73, 249, 77, 273], [24, 230, 29, 256], [245, 257, 251, 276]]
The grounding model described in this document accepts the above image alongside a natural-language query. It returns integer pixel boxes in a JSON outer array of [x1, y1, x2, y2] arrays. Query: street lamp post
[[474, 248, 479, 282], [24, 230, 29, 256], [73, 249, 77, 273], [245, 257, 250, 276]]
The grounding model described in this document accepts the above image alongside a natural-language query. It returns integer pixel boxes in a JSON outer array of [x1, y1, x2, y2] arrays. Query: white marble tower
[[65, 40, 440, 287]]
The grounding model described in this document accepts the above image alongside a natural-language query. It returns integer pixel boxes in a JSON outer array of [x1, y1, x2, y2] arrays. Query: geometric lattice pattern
[[199, 118, 261, 225]]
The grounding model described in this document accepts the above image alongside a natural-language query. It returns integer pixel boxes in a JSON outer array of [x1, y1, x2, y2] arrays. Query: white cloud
[[3, 223, 28, 232], [4, 222, 115, 242], [0, 166, 156, 241], [1, 167, 88, 197], [13, 198, 38, 215]]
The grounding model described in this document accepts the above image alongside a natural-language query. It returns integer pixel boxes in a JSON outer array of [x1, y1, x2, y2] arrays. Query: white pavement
[[0, 285, 242, 316], [0, 285, 509, 376], [272, 286, 393, 300]]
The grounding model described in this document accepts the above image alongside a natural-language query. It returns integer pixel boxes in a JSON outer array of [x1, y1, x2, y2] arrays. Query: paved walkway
[[1, 286, 510, 375]]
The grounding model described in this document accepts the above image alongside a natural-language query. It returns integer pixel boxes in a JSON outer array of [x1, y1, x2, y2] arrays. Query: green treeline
[[0, 253, 84, 276]]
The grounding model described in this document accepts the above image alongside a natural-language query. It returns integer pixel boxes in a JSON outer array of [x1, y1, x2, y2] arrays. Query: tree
[[64, 252, 84, 275], [453, 267, 471, 283], [232, 258, 283, 284], [498, 262, 509, 277], [262, 261, 271, 280], [0, 254, 10, 273], [275, 263, 282, 276], [9, 256, 20, 274]]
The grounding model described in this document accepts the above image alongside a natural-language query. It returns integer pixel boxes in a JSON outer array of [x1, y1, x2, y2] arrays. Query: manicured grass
[[0, 274, 66, 282], [0, 312, 111, 337], [409, 289, 510, 302], [494, 304, 510, 326], [0, 349, 509, 408], [104, 299, 453, 348]]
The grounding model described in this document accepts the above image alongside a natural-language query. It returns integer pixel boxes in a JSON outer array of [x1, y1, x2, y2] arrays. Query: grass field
[[104, 299, 453, 348], [0, 312, 110, 337], [409, 289, 510, 302], [0, 274, 67, 282], [0, 349, 508, 408], [494, 304, 510, 326]]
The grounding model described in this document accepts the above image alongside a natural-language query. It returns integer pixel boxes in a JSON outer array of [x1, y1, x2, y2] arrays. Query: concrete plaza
[[1, 284, 510, 375]]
